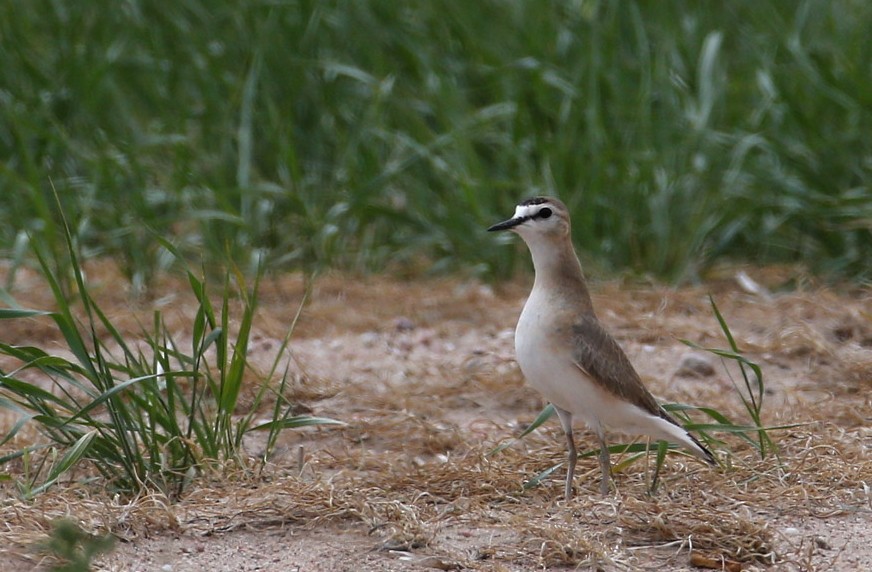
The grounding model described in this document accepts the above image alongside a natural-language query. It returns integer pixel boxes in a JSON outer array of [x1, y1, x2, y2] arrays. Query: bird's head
[[487, 196, 571, 241]]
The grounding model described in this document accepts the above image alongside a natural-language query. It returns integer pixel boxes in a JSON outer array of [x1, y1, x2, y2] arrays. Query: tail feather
[[685, 431, 717, 465], [658, 407, 716, 465]]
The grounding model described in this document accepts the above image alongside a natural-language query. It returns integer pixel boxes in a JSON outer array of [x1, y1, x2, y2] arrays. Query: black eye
[[538, 207, 552, 219]]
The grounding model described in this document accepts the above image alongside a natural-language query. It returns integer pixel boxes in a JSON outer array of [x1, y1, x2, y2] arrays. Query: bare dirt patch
[[1, 266, 870, 571]]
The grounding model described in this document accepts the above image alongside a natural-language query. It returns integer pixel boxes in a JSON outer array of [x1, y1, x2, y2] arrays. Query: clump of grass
[[679, 296, 779, 459], [0, 200, 342, 499]]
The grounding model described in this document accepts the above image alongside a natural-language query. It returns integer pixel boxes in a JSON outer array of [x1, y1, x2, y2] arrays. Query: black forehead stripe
[[519, 197, 549, 207]]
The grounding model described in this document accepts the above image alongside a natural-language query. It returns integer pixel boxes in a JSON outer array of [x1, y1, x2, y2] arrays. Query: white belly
[[514, 292, 612, 430]]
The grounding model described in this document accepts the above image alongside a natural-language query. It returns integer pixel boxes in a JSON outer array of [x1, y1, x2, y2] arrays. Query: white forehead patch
[[514, 203, 546, 219]]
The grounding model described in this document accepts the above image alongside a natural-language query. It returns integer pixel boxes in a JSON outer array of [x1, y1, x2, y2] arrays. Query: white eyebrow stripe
[[514, 204, 543, 219]]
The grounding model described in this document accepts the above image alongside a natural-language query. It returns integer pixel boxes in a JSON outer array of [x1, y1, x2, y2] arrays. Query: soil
[[1, 264, 870, 571]]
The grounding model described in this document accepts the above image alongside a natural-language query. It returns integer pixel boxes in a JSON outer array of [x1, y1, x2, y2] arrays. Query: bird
[[488, 196, 716, 499]]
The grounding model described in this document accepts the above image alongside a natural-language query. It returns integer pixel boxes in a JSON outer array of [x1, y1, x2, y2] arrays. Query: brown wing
[[570, 315, 717, 464], [569, 315, 662, 416]]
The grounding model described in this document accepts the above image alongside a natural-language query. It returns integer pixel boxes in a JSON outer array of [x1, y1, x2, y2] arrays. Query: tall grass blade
[[522, 462, 563, 491], [488, 403, 555, 456], [650, 440, 670, 495], [249, 416, 346, 431], [681, 296, 777, 458], [0, 308, 54, 319], [27, 430, 97, 498]]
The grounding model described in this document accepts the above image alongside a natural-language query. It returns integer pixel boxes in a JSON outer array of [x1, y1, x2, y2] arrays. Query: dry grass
[[2, 265, 871, 570], [3, 429, 868, 569]]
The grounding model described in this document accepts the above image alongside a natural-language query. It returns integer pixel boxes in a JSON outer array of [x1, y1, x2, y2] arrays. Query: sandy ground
[[1, 265, 870, 571]]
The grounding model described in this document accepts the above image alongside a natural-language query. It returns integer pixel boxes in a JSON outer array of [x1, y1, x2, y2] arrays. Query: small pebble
[[464, 357, 484, 372], [676, 352, 716, 378], [361, 331, 380, 347]]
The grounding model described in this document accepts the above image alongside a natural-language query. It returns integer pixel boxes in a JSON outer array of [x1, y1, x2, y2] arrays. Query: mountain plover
[[488, 196, 715, 499]]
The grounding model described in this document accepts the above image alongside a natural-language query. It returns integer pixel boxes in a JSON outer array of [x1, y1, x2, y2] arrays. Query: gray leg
[[554, 406, 577, 501], [596, 431, 611, 496]]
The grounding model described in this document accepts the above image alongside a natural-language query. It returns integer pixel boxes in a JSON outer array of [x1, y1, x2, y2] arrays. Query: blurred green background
[[2, 0, 871, 288]]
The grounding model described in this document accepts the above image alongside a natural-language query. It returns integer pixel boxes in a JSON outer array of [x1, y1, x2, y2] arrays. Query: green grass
[[38, 519, 116, 572], [0, 199, 342, 499], [680, 297, 779, 459], [1, 0, 871, 284]]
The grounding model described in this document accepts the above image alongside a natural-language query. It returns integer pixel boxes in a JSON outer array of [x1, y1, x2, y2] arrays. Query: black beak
[[487, 216, 525, 232]]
